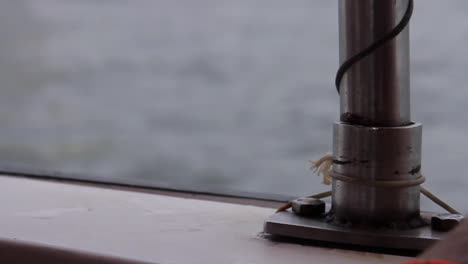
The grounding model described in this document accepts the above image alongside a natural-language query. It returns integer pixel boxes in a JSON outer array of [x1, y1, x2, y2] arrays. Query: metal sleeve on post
[[332, 122, 422, 223]]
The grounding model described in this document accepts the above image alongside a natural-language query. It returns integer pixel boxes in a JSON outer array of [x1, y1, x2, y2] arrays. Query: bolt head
[[431, 213, 464, 232], [291, 197, 325, 217]]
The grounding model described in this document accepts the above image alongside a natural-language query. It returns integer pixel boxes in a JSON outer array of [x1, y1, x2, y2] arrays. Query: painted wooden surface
[[0, 176, 411, 263]]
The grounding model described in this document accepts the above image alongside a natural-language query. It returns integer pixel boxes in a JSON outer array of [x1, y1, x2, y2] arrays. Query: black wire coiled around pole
[[335, 0, 414, 94]]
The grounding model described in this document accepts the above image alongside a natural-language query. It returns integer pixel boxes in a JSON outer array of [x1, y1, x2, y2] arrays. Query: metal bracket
[[264, 210, 444, 251]]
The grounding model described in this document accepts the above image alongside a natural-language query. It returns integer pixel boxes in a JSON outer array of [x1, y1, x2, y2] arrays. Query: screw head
[[431, 213, 464, 232], [291, 197, 325, 217]]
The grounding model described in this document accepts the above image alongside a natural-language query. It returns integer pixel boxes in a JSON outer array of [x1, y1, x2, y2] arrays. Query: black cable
[[335, 0, 414, 94]]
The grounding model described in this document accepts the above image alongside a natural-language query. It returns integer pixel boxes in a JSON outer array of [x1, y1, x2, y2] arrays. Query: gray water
[[1, 0, 467, 212]]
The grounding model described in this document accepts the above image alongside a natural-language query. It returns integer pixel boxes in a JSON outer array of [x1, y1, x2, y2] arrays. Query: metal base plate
[[264, 210, 444, 251]]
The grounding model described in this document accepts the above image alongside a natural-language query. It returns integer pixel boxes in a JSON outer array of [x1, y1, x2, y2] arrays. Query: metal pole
[[339, 0, 410, 126], [333, 0, 422, 225]]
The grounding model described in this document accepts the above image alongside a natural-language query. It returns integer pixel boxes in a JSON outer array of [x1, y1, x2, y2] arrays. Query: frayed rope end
[[309, 153, 333, 186]]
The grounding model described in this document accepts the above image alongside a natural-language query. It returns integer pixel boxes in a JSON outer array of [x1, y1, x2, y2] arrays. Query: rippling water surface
[[1, 0, 467, 212]]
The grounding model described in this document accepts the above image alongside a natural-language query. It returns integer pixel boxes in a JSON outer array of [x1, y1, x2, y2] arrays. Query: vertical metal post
[[339, 0, 410, 126], [333, 0, 422, 225]]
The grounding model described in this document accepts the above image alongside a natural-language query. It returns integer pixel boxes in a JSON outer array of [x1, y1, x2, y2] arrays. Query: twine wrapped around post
[[277, 153, 460, 215]]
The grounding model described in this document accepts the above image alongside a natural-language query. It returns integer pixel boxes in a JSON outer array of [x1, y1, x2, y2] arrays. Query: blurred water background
[[1, 0, 467, 212]]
